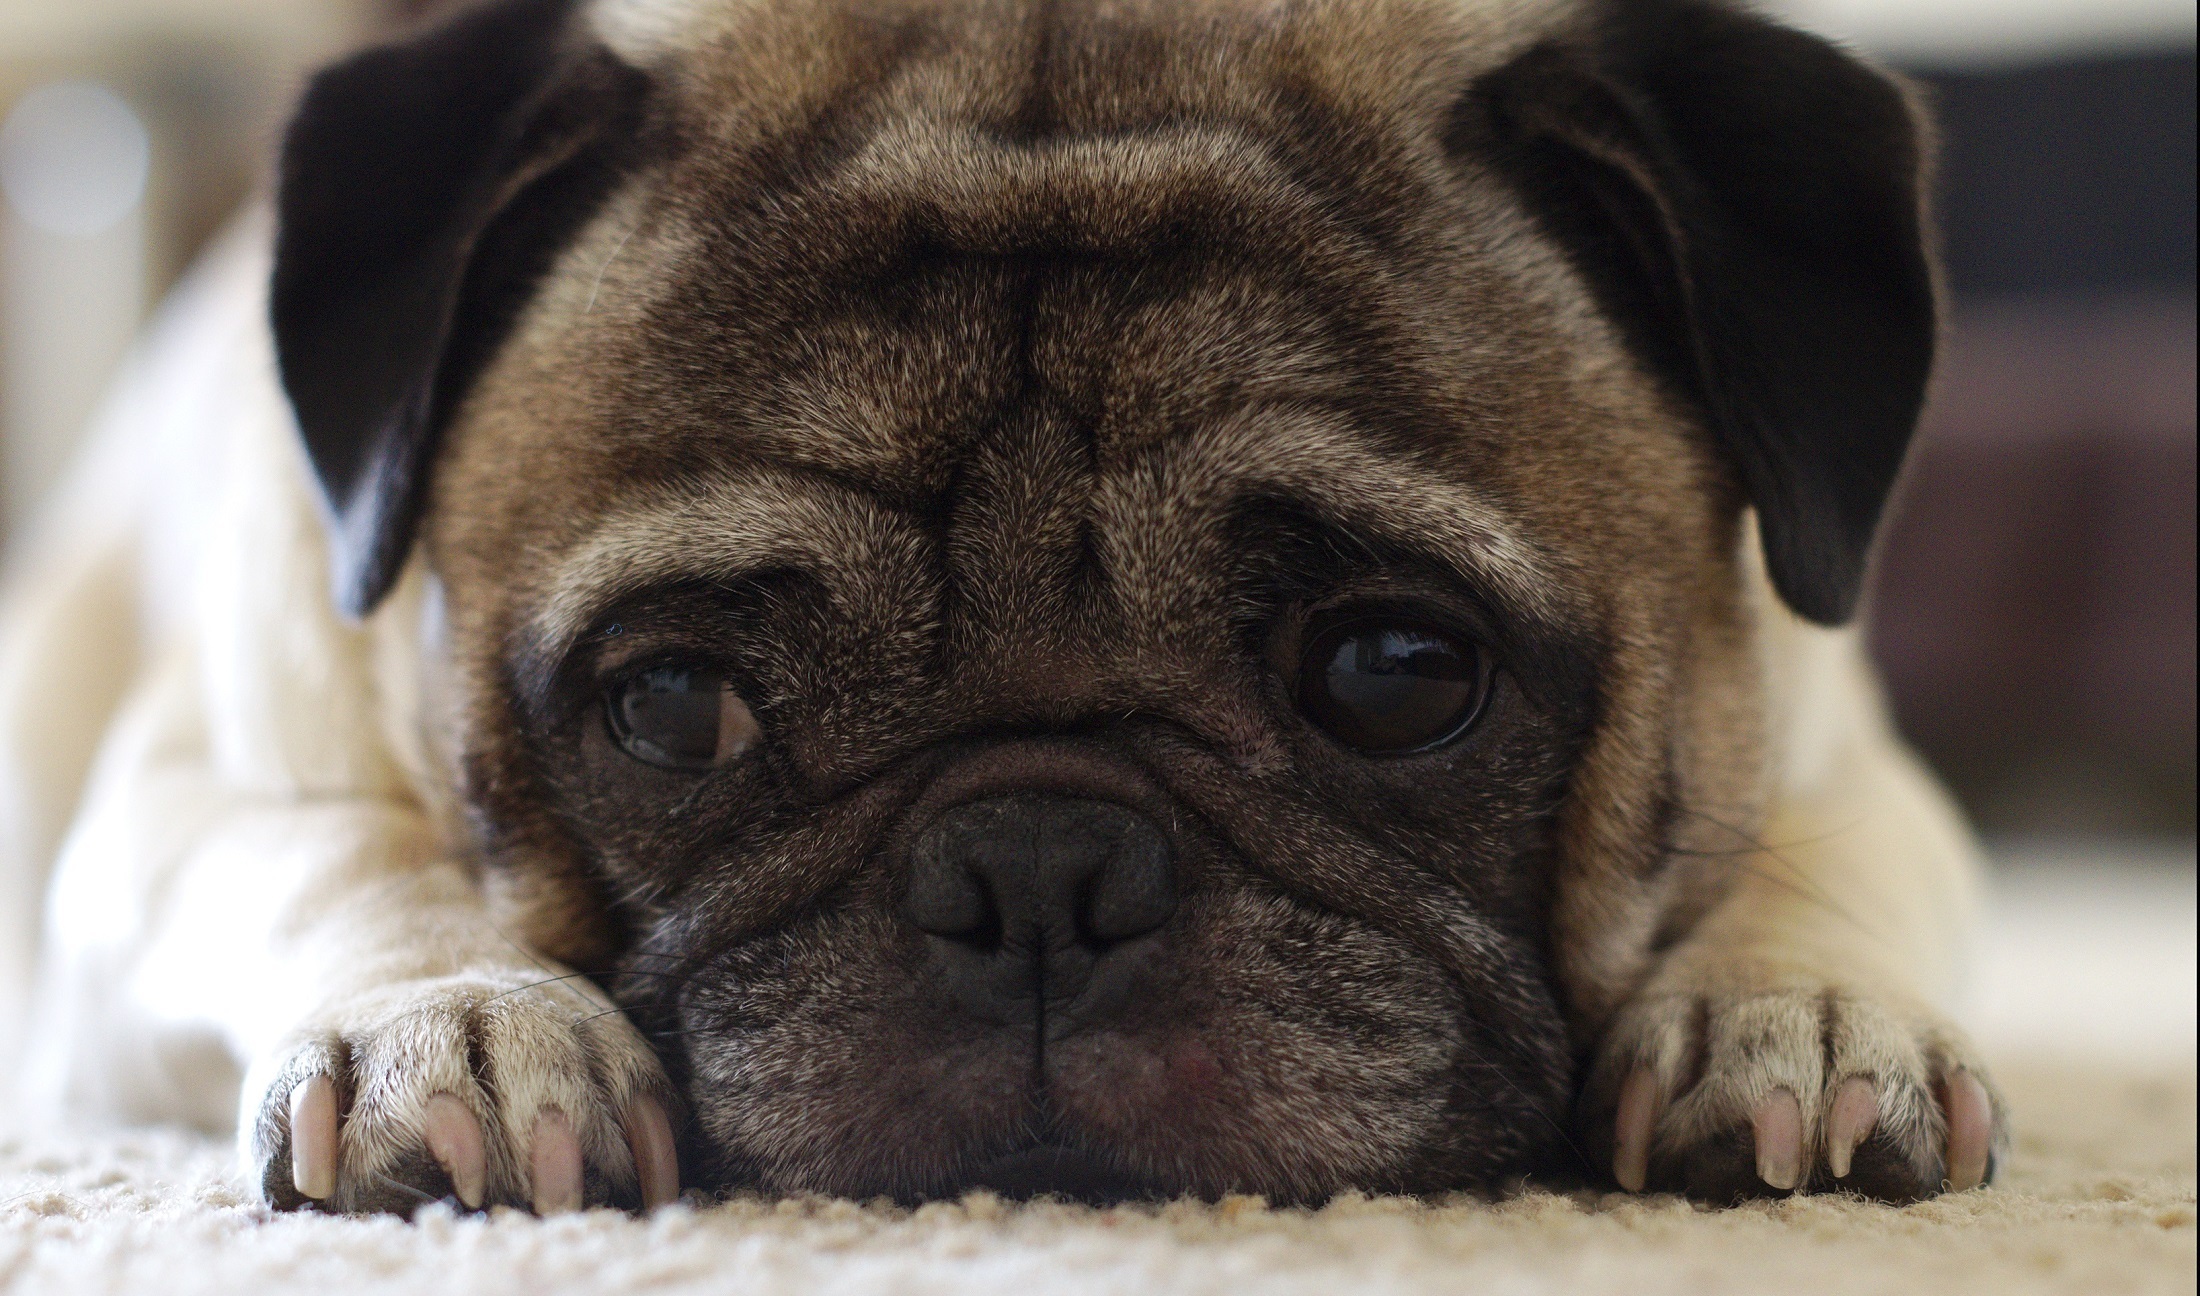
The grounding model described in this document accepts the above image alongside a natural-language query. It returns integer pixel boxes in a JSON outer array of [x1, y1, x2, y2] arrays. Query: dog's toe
[[243, 974, 678, 1216], [1591, 987, 2007, 1204]]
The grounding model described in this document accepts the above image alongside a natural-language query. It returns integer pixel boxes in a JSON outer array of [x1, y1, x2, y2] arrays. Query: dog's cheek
[[673, 912, 1036, 1197], [1046, 890, 1466, 1198]]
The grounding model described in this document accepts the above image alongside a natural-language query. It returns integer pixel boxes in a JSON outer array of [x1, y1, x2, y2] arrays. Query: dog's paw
[[242, 972, 680, 1215], [1585, 984, 2007, 1203]]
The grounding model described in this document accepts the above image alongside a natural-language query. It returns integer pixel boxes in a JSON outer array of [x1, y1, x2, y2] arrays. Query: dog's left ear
[[1468, 0, 1938, 624], [273, 0, 648, 616]]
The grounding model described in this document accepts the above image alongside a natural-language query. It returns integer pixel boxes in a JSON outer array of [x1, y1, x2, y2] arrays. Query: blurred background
[[0, 0, 2190, 1055]]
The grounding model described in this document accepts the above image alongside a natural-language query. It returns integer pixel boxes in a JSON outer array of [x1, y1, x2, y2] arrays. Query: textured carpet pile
[[1, 1056, 2192, 1295]]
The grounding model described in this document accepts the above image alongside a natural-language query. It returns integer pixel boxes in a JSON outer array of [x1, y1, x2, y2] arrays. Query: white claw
[[289, 1075, 340, 1201], [1941, 1070, 1994, 1192], [624, 1096, 680, 1210], [531, 1109, 585, 1214], [423, 1093, 487, 1209], [1751, 1088, 1805, 1191], [1613, 1070, 1660, 1193], [1825, 1078, 1879, 1180]]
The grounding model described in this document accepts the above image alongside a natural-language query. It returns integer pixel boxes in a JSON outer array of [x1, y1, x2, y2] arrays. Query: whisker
[[476, 968, 709, 1008], [584, 222, 638, 314], [1670, 804, 1879, 940], [485, 920, 565, 981], [374, 1172, 443, 1207]]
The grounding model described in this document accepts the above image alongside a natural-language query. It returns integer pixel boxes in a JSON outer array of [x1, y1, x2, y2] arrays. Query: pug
[[1, 0, 2004, 1213]]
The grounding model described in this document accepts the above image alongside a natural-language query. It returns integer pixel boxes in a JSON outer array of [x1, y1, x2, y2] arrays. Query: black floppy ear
[[1470, 0, 1938, 624], [273, 0, 648, 615]]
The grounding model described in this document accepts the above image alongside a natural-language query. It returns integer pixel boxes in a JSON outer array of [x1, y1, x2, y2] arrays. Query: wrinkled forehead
[[521, 409, 1564, 660], [438, 0, 1644, 661], [496, 0, 1592, 476], [627, 119, 1411, 485], [500, 161, 1573, 661]]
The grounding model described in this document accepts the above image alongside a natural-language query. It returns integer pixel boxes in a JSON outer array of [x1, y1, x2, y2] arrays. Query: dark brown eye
[[606, 667, 759, 770], [1296, 619, 1489, 754]]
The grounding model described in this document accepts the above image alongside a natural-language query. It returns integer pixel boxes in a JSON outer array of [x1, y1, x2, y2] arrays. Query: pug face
[[272, 0, 1934, 1200]]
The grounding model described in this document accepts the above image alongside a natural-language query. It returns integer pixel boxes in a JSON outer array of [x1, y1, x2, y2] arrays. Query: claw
[[530, 1109, 585, 1214], [624, 1096, 680, 1210], [530, 1108, 586, 1214], [1612, 1069, 1660, 1193], [1750, 1087, 1805, 1191], [1941, 1070, 1993, 1191], [423, 1094, 487, 1209], [1825, 1077, 1879, 1180], [289, 1075, 340, 1201]]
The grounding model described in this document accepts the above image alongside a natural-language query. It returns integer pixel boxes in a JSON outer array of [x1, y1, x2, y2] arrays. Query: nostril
[[1081, 819, 1176, 944], [905, 828, 1001, 947]]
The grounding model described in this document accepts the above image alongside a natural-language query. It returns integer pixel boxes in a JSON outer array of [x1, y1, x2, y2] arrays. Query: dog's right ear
[[273, 0, 649, 616]]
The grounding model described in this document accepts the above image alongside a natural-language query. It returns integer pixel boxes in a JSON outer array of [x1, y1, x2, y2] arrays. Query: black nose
[[904, 794, 1176, 1028]]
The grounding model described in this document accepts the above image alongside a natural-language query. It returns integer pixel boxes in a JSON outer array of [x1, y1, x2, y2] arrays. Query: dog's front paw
[[1586, 982, 2006, 1203], [242, 973, 680, 1215]]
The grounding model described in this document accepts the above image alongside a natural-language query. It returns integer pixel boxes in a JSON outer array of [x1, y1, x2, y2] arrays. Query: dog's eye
[[606, 667, 759, 770], [1296, 619, 1489, 754]]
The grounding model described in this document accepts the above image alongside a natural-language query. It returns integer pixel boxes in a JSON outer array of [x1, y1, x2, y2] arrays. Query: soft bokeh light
[[0, 80, 148, 238]]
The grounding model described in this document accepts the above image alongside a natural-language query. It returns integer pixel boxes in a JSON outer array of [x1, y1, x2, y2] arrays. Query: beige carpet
[[0, 1055, 2191, 1296]]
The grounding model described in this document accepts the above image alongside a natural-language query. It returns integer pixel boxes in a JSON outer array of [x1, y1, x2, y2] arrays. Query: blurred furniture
[[1871, 51, 2197, 836]]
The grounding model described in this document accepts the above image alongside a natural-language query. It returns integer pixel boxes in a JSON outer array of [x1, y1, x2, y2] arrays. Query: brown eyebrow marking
[[518, 405, 1573, 721], [1094, 405, 1573, 637], [526, 466, 936, 668]]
